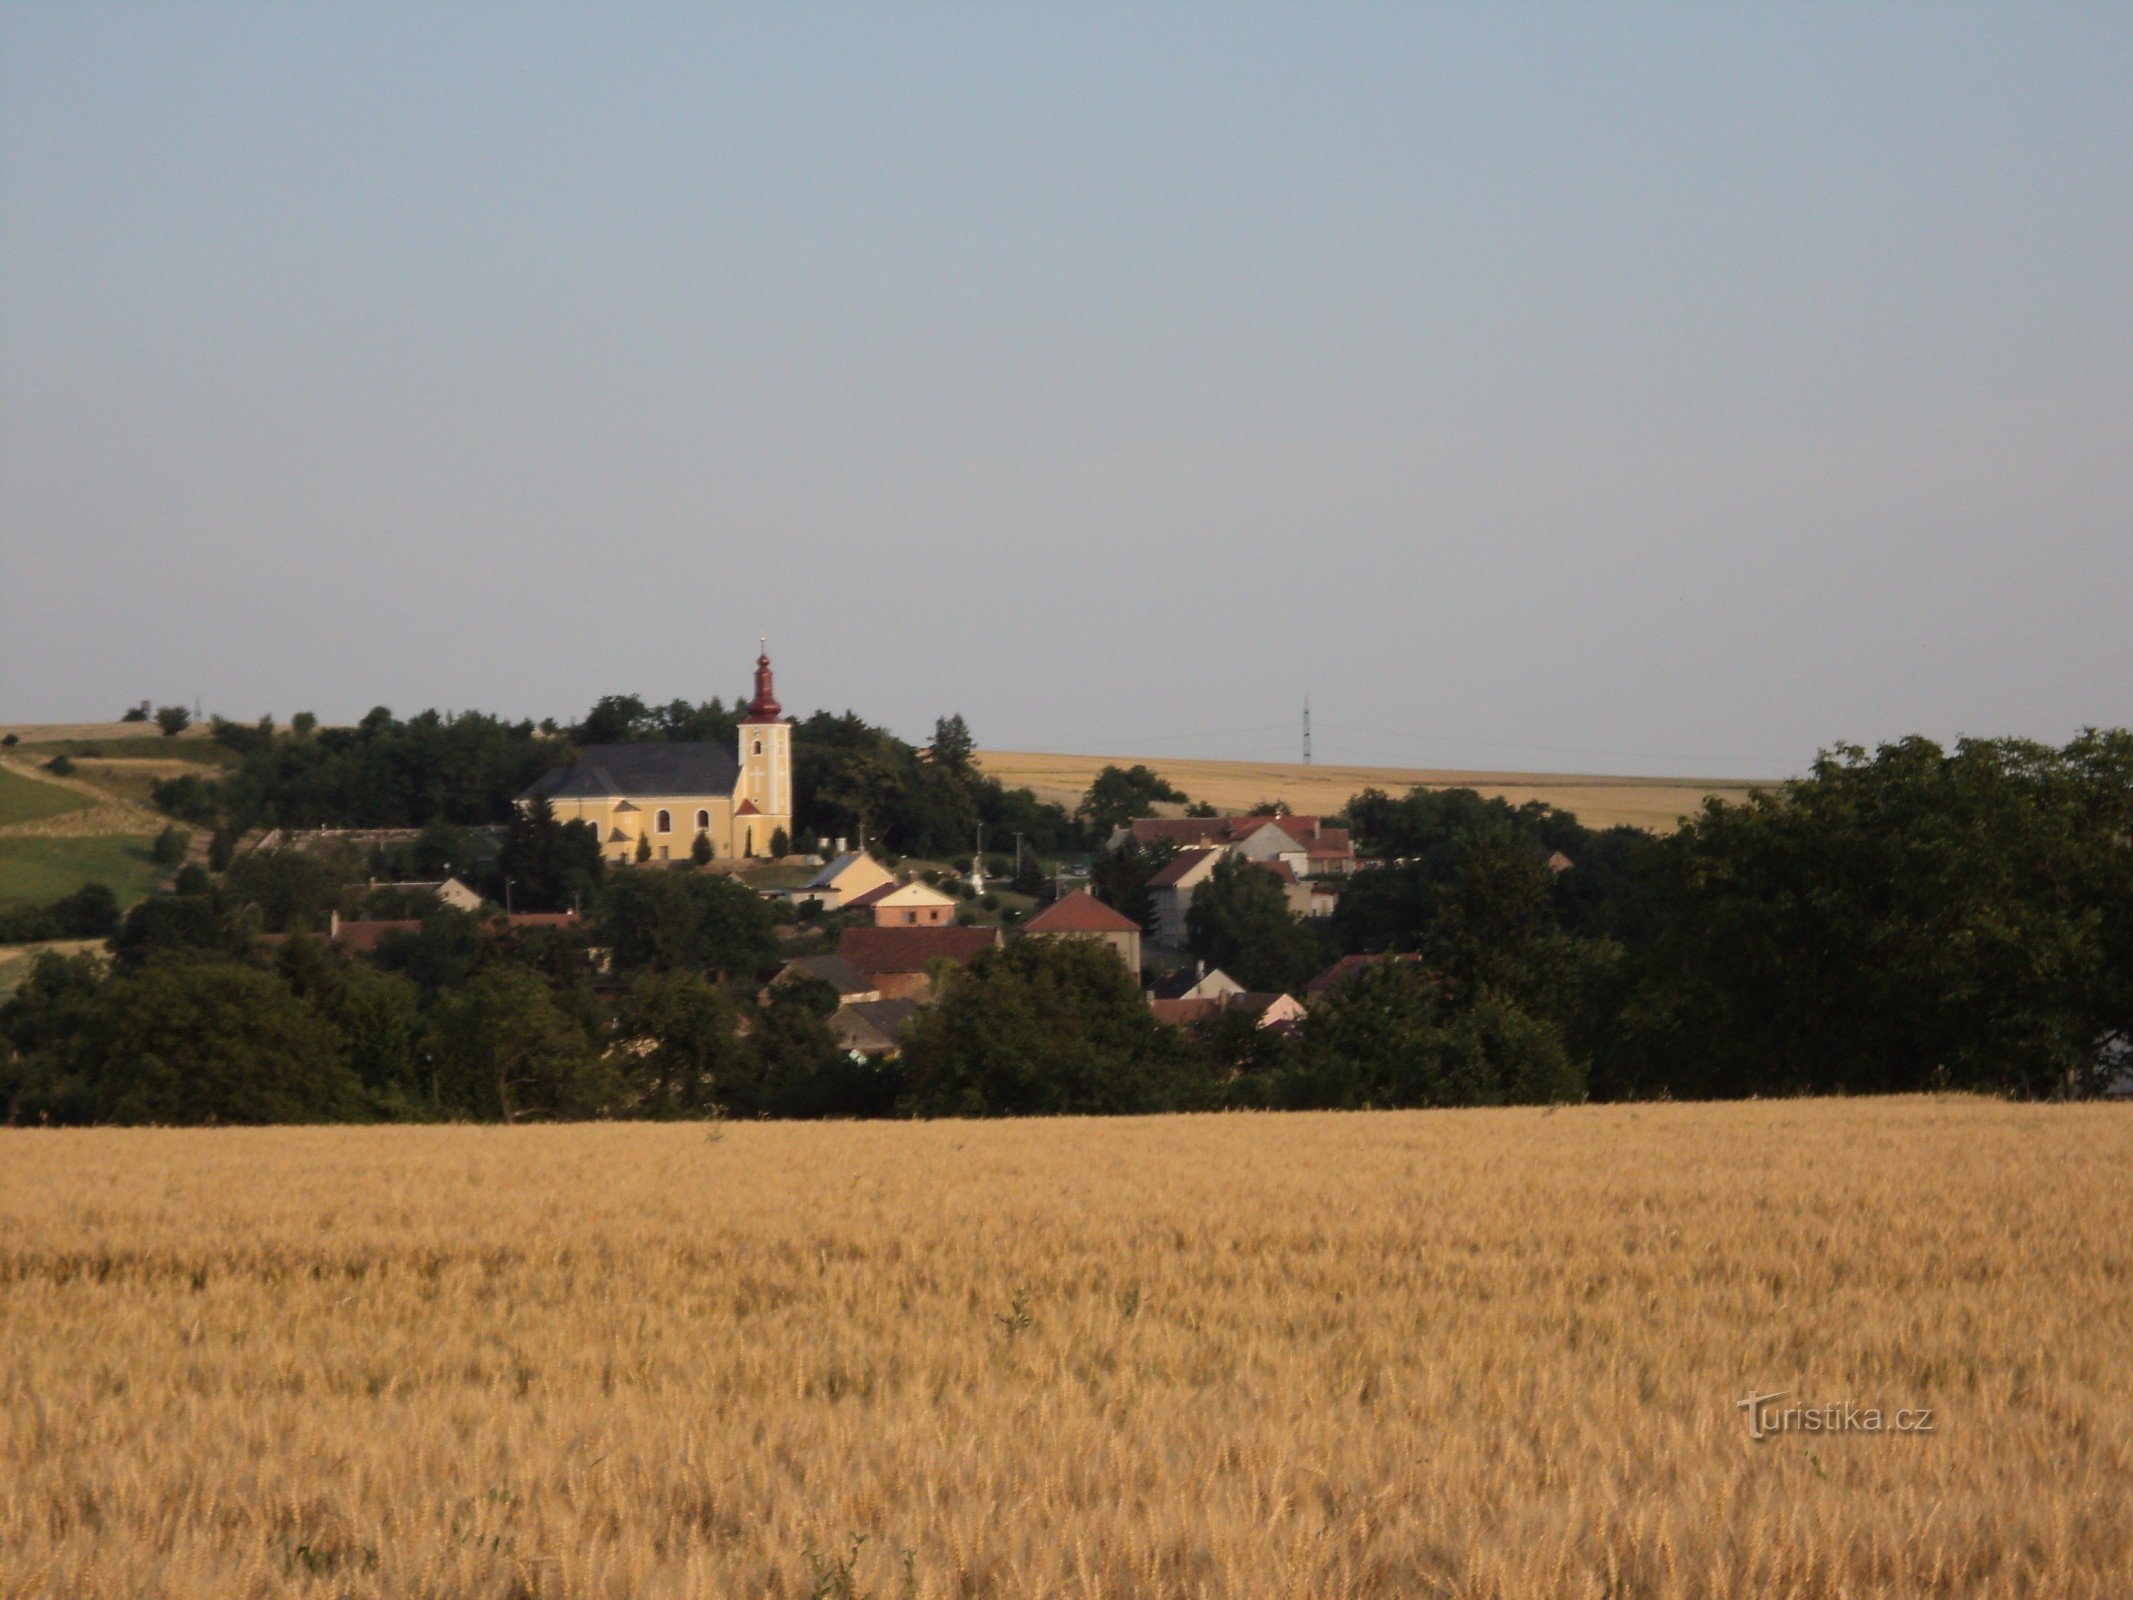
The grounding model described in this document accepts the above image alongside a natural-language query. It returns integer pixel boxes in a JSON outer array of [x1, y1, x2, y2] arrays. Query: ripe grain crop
[[973, 750, 1762, 832], [3, 1098, 2127, 1598]]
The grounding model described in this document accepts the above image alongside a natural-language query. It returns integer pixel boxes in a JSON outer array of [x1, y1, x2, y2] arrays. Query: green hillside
[[0, 765, 94, 827]]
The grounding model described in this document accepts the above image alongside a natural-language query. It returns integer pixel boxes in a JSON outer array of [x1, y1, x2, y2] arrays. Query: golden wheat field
[[4, 1098, 2128, 1599], [973, 751, 1764, 833]]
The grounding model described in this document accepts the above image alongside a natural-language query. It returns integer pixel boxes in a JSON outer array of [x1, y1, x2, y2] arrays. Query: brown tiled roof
[[842, 881, 897, 910], [1147, 847, 1223, 889], [776, 954, 879, 998], [1254, 859, 1299, 885], [504, 912, 580, 932], [1022, 889, 1141, 934], [734, 798, 762, 817], [331, 918, 422, 954], [1149, 997, 1222, 1027], [1305, 951, 1429, 998], [838, 925, 1002, 975]]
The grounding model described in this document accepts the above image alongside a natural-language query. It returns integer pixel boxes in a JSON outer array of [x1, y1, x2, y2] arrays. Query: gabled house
[[830, 998, 922, 1060], [1146, 964, 1243, 1002], [1019, 889, 1142, 974], [1115, 813, 1357, 877], [1150, 990, 1307, 1031], [1304, 951, 1431, 1005], [767, 954, 881, 1005], [837, 924, 1004, 1001], [793, 851, 897, 910], [845, 878, 961, 928], [1147, 847, 1226, 948]]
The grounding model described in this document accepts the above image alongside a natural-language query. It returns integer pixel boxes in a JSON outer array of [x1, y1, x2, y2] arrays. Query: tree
[[120, 705, 149, 723], [428, 966, 611, 1121], [502, 796, 603, 911], [290, 711, 318, 738], [595, 870, 778, 978], [1611, 734, 2133, 1100], [769, 826, 791, 859], [690, 830, 714, 865], [1185, 854, 1327, 994], [929, 714, 976, 774], [224, 843, 359, 933], [151, 825, 190, 866], [44, 958, 368, 1125], [612, 970, 745, 1116], [900, 938, 1208, 1116], [1088, 838, 1170, 930], [154, 705, 191, 737], [1077, 764, 1188, 835], [635, 833, 652, 863]]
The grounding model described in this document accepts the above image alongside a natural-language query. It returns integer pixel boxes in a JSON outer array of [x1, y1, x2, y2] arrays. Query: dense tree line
[[5, 729, 2125, 1124], [147, 699, 1084, 864]]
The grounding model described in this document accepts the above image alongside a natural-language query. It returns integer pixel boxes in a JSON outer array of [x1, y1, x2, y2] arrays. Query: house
[[829, 998, 922, 1060], [768, 954, 881, 1005], [1146, 964, 1243, 1002], [367, 876, 485, 913], [322, 908, 585, 955], [1146, 848, 1312, 949], [1147, 847, 1226, 947], [792, 850, 896, 910], [1018, 889, 1143, 974], [844, 878, 961, 928], [838, 924, 1004, 1001], [1116, 813, 1357, 877], [1150, 990, 1307, 1031], [518, 646, 793, 864], [1304, 951, 1430, 1004]]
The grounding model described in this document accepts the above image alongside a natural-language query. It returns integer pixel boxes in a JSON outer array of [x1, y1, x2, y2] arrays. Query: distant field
[[3, 1098, 2127, 1598], [978, 751, 1766, 832], [0, 835, 163, 908], [0, 765, 93, 828]]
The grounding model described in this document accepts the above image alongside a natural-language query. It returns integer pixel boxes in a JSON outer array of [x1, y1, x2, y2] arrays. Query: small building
[[1019, 888, 1143, 975], [1304, 951, 1430, 1005], [1147, 847, 1226, 948], [1147, 964, 1243, 1003], [829, 998, 923, 1060], [1116, 814, 1356, 877], [768, 954, 881, 1005], [838, 924, 1004, 1001], [367, 876, 485, 913], [1150, 990, 1306, 1031], [793, 850, 897, 910], [845, 878, 961, 928]]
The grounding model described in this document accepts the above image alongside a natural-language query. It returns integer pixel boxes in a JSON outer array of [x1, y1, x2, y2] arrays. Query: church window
[[654, 810, 672, 834], [695, 809, 710, 831], [753, 738, 763, 756]]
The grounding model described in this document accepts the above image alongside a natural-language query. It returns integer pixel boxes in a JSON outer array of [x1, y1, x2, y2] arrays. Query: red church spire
[[743, 638, 782, 722]]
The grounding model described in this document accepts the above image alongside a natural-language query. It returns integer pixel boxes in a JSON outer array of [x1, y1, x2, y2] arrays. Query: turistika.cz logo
[[1737, 1390, 1935, 1442]]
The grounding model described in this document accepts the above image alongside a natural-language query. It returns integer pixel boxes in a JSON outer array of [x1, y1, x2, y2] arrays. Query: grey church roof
[[520, 742, 740, 802]]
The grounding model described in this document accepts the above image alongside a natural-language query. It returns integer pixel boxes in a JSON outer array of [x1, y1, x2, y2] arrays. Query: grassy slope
[[0, 765, 94, 827], [0, 836, 163, 908]]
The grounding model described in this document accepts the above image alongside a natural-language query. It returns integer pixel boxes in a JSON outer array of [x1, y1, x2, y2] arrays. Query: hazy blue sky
[[3, 5, 2127, 777]]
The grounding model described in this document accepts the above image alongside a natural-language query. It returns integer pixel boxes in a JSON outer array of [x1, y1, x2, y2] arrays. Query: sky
[[2, 5, 2127, 779]]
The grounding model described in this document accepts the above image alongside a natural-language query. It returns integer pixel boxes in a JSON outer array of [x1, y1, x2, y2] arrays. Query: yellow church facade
[[519, 649, 794, 863]]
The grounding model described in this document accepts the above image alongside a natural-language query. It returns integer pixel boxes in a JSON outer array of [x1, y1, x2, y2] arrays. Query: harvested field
[[976, 751, 1766, 832], [3, 1098, 2126, 1598]]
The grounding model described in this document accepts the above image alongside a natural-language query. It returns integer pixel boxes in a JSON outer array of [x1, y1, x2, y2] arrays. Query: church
[[519, 646, 794, 863]]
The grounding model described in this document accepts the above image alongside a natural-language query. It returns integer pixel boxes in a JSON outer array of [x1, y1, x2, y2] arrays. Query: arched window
[[654, 809, 672, 834], [694, 809, 710, 832], [752, 738, 763, 756]]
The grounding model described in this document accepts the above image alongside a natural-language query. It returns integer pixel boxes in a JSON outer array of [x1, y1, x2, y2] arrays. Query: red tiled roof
[[504, 912, 580, 931], [1022, 889, 1141, 934], [331, 918, 422, 954], [838, 925, 1002, 975], [842, 881, 897, 910], [1254, 859, 1299, 885], [1305, 951, 1429, 997], [734, 798, 762, 817]]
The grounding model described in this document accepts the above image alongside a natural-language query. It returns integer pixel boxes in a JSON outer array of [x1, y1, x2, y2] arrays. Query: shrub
[[154, 705, 191, 737]]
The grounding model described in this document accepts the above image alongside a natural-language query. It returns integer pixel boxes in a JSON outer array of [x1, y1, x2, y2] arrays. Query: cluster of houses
[[764, 820, 1378, 1061]]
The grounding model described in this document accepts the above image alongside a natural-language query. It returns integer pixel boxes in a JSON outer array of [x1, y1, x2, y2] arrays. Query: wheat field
[[973, 751, 1764, 833], [4, 1099, 2128, 1599]]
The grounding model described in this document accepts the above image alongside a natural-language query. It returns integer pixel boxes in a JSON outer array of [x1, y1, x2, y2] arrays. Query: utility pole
[[1302, 696, 1312, 765]]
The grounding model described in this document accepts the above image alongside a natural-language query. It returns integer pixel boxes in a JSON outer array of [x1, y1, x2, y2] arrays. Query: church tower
[[735, 641, 793, 857]]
